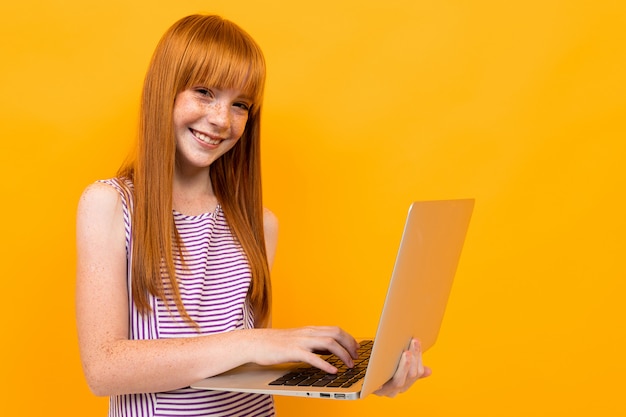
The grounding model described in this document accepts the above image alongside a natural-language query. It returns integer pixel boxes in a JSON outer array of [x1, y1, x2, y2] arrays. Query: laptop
[[191, 199, 474, 400]]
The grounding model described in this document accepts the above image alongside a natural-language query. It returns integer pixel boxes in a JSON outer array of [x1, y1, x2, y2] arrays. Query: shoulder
[[77, 181, 124, 216], [78, 177, 134, 212], [76, 181, 128, 239]]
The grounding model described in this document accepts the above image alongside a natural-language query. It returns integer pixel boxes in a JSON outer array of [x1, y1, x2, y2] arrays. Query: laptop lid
[[191, 199, 474, 400]]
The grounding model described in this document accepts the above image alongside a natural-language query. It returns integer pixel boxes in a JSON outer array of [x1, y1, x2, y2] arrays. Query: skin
[[76, 86, 430, 398]]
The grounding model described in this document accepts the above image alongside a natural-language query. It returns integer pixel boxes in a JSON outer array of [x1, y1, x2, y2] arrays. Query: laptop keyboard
[[268, 340, 373, 388]]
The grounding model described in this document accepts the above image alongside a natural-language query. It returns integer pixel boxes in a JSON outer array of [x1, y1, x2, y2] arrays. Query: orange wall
[[1, 1, 624, 415]]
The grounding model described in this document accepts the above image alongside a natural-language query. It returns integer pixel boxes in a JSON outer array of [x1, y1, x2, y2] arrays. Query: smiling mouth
[[191, 129, 222, 145]]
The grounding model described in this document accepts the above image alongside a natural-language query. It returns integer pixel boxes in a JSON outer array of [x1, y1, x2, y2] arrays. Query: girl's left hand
[[373, 338, 432, 397]]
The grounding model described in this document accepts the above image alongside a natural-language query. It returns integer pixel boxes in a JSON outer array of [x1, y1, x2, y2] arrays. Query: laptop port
[[334, 394, 346, 399]]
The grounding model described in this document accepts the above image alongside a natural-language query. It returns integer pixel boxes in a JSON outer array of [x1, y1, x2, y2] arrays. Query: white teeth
[[193, 129, 221, 145]]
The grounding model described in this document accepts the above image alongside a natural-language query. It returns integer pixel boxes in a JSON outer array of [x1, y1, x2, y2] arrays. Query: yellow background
[[1, 0, 624, 415]]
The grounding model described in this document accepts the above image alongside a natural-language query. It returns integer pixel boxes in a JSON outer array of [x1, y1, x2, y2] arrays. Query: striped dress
[[100, 178, 275, 417]]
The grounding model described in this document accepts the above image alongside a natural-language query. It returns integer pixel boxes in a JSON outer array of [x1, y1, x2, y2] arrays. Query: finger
[[374, 359, 407, 398], [311, 336, 355, 368], [413, 339, 431, 379], [407, 340, 420, 380], [298, 351, 340, 374], [375, 351, 412, 397], [393, 350, 411, 388], [316, 326, 360, 359], [373, 340, 431, 398], [303, 327, 359, 366]]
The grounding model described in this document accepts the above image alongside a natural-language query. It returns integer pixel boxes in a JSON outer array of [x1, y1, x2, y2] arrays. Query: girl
[[76, 14, 429, 417]]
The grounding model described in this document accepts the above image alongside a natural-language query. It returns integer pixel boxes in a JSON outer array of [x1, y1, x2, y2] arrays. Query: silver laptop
[[191, 199, 474, 400]]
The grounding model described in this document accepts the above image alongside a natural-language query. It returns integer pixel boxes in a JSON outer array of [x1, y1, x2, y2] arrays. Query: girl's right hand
[[247, 326, 360, 374]]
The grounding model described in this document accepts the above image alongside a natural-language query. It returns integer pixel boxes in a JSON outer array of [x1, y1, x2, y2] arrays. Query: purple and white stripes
[[100, 178, 274, 417]]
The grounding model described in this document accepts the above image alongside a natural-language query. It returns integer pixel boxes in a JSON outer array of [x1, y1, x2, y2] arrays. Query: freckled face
[[172, 87, 251, 173]]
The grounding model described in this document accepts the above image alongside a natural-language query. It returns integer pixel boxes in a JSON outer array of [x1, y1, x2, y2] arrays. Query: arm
[[75, 182, 260, 395], [76, 184, 358, 396], [262, 207, 278, 327], [263, 207, 279, 269]]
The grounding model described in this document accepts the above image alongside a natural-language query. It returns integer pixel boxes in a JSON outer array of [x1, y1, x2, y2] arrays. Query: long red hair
[[118, 15, 271, 327]]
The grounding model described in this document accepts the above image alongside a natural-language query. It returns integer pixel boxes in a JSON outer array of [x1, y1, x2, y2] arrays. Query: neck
[[172, 166, 218, 215]]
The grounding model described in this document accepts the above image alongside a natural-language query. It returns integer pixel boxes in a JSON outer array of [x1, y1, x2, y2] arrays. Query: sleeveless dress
[[100, 178, 275, 417]]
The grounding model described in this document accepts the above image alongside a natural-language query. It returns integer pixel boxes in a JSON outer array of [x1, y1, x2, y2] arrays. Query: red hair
[[118, 15, 271, 327]]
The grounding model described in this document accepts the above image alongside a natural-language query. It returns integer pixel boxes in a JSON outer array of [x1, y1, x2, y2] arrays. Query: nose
[[207, 100, 230, 130]]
